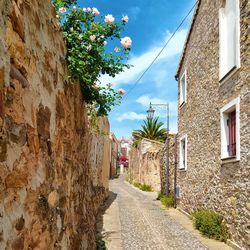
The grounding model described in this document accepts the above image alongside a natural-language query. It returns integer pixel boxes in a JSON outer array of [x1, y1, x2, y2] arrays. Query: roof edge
[[175, 1, 201, 80]]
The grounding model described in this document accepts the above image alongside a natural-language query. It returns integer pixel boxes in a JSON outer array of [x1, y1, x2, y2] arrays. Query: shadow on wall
[[96, 191, 118, 244]]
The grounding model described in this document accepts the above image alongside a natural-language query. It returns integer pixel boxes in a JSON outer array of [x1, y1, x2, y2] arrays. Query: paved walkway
[[100, 177, 232, 250]]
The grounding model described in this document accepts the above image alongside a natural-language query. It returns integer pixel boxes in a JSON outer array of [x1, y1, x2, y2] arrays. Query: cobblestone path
[[110, 177, 209, 250]]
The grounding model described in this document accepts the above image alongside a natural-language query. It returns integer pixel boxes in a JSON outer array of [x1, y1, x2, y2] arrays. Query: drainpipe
[[174, 134, 178, 208], [174, 73, 179, 207]]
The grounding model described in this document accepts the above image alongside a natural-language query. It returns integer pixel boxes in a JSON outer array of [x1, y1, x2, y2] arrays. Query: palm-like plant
[[133, 117, 167, 143]]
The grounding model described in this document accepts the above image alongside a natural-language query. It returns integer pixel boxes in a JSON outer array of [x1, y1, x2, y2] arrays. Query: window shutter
[[228, 110, 236, 156]]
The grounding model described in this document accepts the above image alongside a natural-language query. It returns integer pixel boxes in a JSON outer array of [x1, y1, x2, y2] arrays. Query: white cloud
[[128, 6, 141, 21], [99, 29, 188, 87], [117, 112, 146, 122]]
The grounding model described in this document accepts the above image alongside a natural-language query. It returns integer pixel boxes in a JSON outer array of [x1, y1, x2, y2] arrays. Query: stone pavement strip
[[100, 177, 233, 250]]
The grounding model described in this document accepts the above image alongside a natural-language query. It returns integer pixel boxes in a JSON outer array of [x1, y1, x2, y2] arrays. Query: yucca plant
[[133, 117, 167, 143]]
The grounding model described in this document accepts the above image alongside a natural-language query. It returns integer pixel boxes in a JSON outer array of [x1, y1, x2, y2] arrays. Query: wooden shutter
[[228, 110, 236, 156]]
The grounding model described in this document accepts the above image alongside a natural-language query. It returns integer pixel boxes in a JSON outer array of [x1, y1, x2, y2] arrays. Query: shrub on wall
[[52, 0, 131, 116], [157, 193, 174, 208], [193, 209, 230, 242]]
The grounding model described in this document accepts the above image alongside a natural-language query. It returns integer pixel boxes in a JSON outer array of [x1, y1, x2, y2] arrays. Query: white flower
[[114, 47, 120, 52], [122, 15, 129, 23], [83, 8, 87, 12], [70, 27, 74, 32], [87, 44, 92, 51], [73, 6, 77, 11], [56, 15, 59, 18], [105, 14, 115, 24], [87, 7, 92, 12], [120, 36, 132, 49], [103, 41, 107, 46], [59, 7, 66, 14], [118, 88, 126, 95], [92, 7, 100, 16], [90, 35, 96, 42]]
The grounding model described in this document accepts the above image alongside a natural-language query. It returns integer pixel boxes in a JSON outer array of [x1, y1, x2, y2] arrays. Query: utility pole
[[165, 103, 170, 196], [147, 102, 170, 195]]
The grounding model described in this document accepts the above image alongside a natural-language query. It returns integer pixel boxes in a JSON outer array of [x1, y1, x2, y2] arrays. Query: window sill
[[219, 66, 240, 86], [179, 168, 187, 172], [221, 157, 240, 164]]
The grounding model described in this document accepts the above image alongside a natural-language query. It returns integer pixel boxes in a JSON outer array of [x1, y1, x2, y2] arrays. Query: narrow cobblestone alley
[[103, 177, 232, 250]]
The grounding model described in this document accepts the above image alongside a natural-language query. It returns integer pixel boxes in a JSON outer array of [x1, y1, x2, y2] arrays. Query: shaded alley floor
[[98, 176, 233, 250]]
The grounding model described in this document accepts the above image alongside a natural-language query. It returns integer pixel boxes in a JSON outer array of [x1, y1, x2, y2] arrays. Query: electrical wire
[[122, 1, 198, 101]]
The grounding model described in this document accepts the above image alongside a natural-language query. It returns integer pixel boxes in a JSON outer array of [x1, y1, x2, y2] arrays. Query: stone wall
[[159, 136, 176, 195], [129, 137, 176, 193], [0, 1, 110, 249], [177, 0, 250, 248], [89, 117, 110, 190]]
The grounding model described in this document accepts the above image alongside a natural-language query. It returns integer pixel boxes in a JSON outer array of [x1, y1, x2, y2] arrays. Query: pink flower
[[87, 7, 92, 12], [118, 88, 126, 95], [122, 15, 129, 23], [114, 47, 120, 53], [59, 7, 66, 14], [92, 7, 100, 16], [90, 35, 96, 42], [121, 36, 132, 49], [105, 14, 115, 24]]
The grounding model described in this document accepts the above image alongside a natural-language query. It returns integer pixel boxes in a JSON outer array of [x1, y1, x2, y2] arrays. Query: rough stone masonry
[[0, 0, 110, 249], [176, 0, 250, 249]]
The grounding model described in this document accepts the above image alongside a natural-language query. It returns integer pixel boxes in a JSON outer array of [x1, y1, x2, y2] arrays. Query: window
[[179, 134, 187, 170], [219, 0, 240, 80], [220, 97, 240, 160], [180, 70, 187, 105]]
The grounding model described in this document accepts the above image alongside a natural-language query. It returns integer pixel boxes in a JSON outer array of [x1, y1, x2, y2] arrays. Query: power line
[[122, 1, 198, 101]]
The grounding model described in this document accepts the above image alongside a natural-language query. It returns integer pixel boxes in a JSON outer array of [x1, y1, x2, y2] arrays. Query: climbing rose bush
[[121, 36, 132, 49], [104, 14, 115, 24], [122, 15, 129, 23], [118, 88, 126, 95], [52, 0, 132, 116]]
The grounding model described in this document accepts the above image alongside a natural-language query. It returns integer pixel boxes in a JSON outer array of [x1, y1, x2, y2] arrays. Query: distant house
[[118, 137, 131, 169], [109, 133, 119, 177], [119, 137, 131, 157], [175, 0, 250, 249]]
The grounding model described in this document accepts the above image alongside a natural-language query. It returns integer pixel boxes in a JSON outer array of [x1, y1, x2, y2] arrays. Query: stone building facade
[[0, 0, 110, 249], [176, 0, 250, 249]]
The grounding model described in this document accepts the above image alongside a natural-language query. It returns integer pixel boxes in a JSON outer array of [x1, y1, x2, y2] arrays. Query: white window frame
[[179, 134, 187, 170], [179, 70, 187, 105], [219, 0, 240, 81], [220, 97, 240, 161]]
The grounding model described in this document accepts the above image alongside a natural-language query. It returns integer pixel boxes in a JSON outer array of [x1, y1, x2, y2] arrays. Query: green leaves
[[53, 0, 77, 9], [52, 2, 132, 116], [193, 209, 230, 242], [133, 117, 168, 143]]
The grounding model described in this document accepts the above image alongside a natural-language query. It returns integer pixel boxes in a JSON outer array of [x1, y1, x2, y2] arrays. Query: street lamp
[[147, 102, 169, 133], [147, 102, 170, 195], [147, 103, 155, 120]]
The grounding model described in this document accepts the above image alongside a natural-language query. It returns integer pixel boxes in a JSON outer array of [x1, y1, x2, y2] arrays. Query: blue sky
[[80, 0, 196, 139]]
